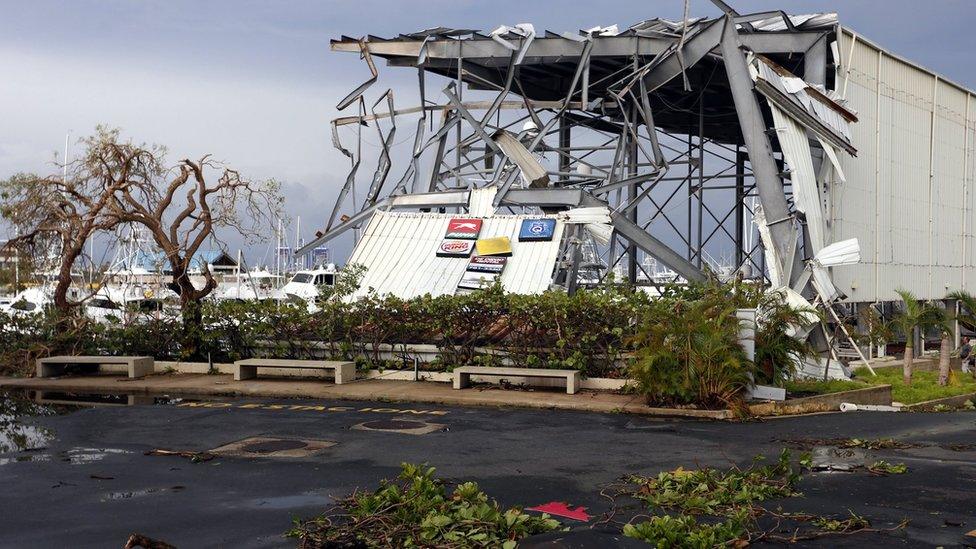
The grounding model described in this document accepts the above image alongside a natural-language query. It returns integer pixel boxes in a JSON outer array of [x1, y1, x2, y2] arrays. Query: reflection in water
[[0, 392, 56, 453], [63, 447, 133, 464]]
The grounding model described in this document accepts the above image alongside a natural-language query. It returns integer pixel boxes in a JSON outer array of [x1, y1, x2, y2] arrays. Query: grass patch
[[786, 366, 976, 405], [854, 367, 976, 404], [784, 378, 873, 397]]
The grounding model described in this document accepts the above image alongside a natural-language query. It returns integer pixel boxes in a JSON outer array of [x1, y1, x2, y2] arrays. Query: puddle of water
[[0, 390, 63, 453], [246, 493, 332, 510], [809, 445, 867, 473], [62, 447, 133, 465], [101, 485, 185, 502], [0, 453, 52, 466]]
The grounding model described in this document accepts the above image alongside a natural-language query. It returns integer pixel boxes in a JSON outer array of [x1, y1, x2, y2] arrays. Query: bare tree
[[106, 149, 282, 356], [0, 127, 152, 311], [2, 127, 282, 358]]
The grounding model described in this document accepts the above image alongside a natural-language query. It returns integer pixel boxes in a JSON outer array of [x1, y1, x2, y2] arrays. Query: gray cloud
[[2, 0, 973, 266]]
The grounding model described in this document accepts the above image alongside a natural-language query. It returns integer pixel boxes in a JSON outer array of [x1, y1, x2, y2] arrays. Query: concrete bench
[[233, 358, 356, 384], [453, 366, 580, 394], [36, 356, 154, 379]]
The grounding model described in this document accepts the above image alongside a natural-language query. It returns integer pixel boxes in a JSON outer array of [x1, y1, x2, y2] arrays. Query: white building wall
[[832, 28, 975, 302]]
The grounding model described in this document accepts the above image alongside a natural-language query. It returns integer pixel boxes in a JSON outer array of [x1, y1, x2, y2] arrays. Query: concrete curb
[[748, 385, 893, 416], [0, 374, 731, 420], [903, 392, 976, 411]]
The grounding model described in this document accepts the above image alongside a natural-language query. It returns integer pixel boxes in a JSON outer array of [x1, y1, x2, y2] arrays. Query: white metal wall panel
[[932, 85, 968, 295], [966, 109, 976, 291], [346, 211, 564, 299], [833, 28, 975, 302], [832, 32, 879, 301]]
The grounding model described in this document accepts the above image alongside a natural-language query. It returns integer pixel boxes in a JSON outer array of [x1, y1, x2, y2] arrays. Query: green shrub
[[627, 280, 757, 408], [1, 278, 818, 400]]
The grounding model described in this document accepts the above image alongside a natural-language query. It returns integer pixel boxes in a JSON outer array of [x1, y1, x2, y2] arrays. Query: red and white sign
[[436, 239, 474, 257], [467, 255, 507, 274], [445, 218, 483, 240]]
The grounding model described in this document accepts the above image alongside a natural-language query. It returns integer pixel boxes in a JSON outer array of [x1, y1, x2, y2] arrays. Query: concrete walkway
[[0, 373, 732, 419]]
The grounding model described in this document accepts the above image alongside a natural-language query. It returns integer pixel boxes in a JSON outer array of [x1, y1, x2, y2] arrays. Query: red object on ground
[[526, 501, 591, 521]]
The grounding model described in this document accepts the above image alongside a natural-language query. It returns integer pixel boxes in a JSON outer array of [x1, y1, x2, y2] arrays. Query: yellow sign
[[475, 236, 512, 256]]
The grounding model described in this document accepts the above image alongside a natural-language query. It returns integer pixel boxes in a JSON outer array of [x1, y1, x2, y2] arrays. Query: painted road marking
[[176, 401, 449, 415]]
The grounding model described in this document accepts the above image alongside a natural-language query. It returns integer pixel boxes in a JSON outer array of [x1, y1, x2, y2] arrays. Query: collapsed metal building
[[299, 1, 976, 344]]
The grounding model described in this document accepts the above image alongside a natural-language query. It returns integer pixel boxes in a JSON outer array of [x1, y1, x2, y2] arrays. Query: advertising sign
[[518, 218, 556, 241], [445, 218, 483, 240], [467, 256, 507, 274], [436, 239, 474, 257], [457, 271, 499, 290], [475, 236, 513, 256]]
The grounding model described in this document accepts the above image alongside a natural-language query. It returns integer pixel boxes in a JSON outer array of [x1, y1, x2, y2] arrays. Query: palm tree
[[929, 306, 954, 386], [947, 290, 976, 379], [889, 289, 939, 386]]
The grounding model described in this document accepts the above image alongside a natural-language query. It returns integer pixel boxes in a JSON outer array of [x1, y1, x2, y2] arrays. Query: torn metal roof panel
[[347, 211, 565, 300]]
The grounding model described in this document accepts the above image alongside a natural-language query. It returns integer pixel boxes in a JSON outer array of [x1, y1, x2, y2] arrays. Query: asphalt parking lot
[[1, 390, 975, 548]]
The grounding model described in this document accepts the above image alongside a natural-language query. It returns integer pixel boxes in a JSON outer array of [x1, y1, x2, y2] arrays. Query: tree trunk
[[180, 297, 204, 360], [172, 265, 205, 360], [52, 242, 84, 312], [903, 344, 914, 386], [938, 333, 951, 386]]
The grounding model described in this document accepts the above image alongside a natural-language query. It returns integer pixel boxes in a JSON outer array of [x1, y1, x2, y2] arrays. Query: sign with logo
[[475, 236, 512, 256], [436, 239, 474, 257], [467, 255, 507, 274], [518, 218, 556, 241], [445, 218, 483, 240], [457, 271, 499, 290]]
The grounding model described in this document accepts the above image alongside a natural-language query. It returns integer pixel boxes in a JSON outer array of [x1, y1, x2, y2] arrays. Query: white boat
[[274, 264, 338, 309], [84, 284, 178, 324], [1, 287, 53, 316], [212, 268, 283, 302]]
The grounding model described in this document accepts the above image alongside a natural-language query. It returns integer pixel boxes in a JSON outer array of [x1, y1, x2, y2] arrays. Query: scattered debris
[[123, 533, 177, 549], [527, 502, 591, 522], [867, 461, 908, 476], [781, 437, 924, 450], [812, 510, 871, 533], [942, 443, 976, 452], [602, 450, 908, 546], [839, 403, 900, 412], [144, 449, 215, 463], [287, 463, 561, 548]]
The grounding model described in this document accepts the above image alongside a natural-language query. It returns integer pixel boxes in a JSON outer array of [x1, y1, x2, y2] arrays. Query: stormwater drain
[[352, 418, 446, 435], [209, 437, 336, 458], [241, 439, 308, 454]]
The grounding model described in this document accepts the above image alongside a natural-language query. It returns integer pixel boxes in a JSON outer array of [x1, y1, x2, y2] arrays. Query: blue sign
[[518, 218, 556, 242]]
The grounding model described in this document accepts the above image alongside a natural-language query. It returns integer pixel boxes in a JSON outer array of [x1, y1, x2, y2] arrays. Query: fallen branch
[[144, 449, 215, 462], [124, 533, 177, 549]]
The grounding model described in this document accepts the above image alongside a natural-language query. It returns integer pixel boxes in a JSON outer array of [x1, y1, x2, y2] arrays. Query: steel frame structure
[[300, 5, 846, 302]]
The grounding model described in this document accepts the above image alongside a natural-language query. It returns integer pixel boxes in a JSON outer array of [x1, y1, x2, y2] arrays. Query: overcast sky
[[2, 0, 974, 266]]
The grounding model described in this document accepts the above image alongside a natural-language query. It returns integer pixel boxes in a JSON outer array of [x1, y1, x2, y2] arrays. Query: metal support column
[[734, 146, 746, 270], [719, 17, 802, 286]]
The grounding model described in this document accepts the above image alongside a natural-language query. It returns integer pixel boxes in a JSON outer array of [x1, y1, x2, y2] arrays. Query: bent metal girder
[[302, 9, 839, 295]]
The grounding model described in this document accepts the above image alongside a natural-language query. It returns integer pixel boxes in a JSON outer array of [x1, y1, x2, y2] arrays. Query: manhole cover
[[209, 437, 336, 458], [242, 439, 309, 454], [352, 418, 446, 435], [361, 420, 428, 430]]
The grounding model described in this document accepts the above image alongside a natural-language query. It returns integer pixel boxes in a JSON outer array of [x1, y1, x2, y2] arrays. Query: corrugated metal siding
[[833, 28, 975, 302], [966, 106, 976, 291], [769, 104, 826, 253], [346, 211, 565, 299]]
